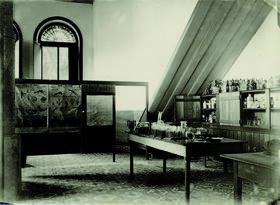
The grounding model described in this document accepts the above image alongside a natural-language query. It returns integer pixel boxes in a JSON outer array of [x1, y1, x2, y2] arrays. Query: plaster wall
[[92, 0, 197, 101], [13, 1, 93, 80], [224, 8, 280, 80]]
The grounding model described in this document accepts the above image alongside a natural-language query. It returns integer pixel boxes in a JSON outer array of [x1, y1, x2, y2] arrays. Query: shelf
[[271, 126, 280, 130], [242, 125, 268, 129], [270, 87, 280, 92], [240, 89, 265, 94], [242, 108, 266, 111], [202, 122, 217, 125], [271, 108, 280, 112], [200, 87, 280, 129], [202, 108, 216, 111], [201, 94, 216, 98]]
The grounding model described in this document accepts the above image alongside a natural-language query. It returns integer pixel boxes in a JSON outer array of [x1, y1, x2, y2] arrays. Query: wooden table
[[221, 152, 280, 204], [129, 134, 247, 202]]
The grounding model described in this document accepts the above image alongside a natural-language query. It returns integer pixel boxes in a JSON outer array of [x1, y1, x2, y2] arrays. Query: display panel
[[49, 85, 81, 127], [86, 95, 113, 126], [15, 84, 48, 127], [15, 84, 82, 129]]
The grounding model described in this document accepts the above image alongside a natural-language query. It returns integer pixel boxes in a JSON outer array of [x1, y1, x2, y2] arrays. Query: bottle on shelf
[[212, 111, 216, 123], [211, 97, 216, 109], [243, 99, 247, 108], [247, 94, 253, 108], [202, 114, 206, 122], [203, 100, 207, 109], [209, 114, 213, 123], [270, 97, 274, 109], [226, 80, 229, 92]]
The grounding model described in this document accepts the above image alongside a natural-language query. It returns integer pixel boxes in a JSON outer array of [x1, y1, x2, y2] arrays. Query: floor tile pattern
[[11, 147, 275, 205]]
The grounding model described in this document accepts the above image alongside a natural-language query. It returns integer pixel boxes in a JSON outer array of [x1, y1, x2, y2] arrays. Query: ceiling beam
[[160, 0, 234, 118], [197, 0, 272, 95], [56, 0, 93, 4], [149, 0, 272, 122], [184, 0, 259, 96], [149, 0, 213, 114]]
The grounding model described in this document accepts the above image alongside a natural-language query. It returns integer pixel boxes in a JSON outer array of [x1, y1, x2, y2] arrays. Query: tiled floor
[[12, 147, 275, 205]]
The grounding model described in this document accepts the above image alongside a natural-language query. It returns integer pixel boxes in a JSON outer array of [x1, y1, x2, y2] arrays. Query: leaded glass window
[[40, 25, 76, 43]]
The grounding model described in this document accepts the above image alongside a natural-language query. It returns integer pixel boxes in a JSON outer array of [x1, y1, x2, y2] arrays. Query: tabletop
[[222, 152, 280, 169]]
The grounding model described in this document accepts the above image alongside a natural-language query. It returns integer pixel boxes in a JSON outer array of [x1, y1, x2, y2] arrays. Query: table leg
[[223, 161, 228, 174], [185, 150, 191, 202], [130, 141, 134, 177], [163, 151, 166, 173], [204, 157, 207, 167], [146, 146, 149, 160], [233, 161, 242, 205], [272, 162, 280, 201], [113, 152, 116, 163], [112, 145, 116, 162]]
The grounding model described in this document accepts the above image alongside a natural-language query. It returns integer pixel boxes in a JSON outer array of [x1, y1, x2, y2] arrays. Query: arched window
[[13, 21, 22, 79], [34, 17, 82, 82]]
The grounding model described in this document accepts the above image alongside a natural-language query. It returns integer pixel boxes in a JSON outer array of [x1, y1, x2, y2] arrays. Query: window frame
[[33, 17, 83, 83], [13, 21, 22, 79], [40, 42, 77, 81]]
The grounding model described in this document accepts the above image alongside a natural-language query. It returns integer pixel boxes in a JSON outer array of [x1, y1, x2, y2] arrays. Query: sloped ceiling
[[14, 0, 93, 3], [57, 0, 93, 3], [149, 0, 272, 122]]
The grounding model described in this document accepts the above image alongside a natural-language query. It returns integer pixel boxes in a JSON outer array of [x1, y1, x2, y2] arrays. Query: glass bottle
[[226, 80, 229, 92], [247, 94, 253, 108]]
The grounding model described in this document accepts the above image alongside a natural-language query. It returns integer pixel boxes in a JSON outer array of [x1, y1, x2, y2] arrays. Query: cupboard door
[[219, 92, 240, 126], [174, 95, 201, 125], [270, 88, 280, 129]]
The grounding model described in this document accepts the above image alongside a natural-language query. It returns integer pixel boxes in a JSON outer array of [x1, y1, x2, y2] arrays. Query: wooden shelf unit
[[200, 87, 280, 129], [201, 94, 218, 124]]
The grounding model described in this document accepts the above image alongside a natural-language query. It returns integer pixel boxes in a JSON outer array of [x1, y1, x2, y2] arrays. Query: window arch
[[13, 21, 22, 79], [33, 17, 82, 82]]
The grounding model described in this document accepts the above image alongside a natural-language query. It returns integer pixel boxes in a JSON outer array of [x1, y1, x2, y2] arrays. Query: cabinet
[[270, 88, 280, 129], [219, 92, 240, 126], [201, 94, 218, 124], [240, 89, 270, 128], [201, 79, 280, 129], [174, 95, 201, 125]]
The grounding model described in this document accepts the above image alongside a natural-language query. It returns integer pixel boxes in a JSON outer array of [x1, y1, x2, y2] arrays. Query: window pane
[[43, 47, 57, 80], [59, 47, 69, 80], [34, 42, 41, 79], [15, 41, 19, 79]]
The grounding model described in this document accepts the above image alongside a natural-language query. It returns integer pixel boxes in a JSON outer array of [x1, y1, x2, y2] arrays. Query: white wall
[[224, 8, 280, 80], [14, 1, 93, 79], [92, 0, 197, 101], [14, 0, 197, 102]]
